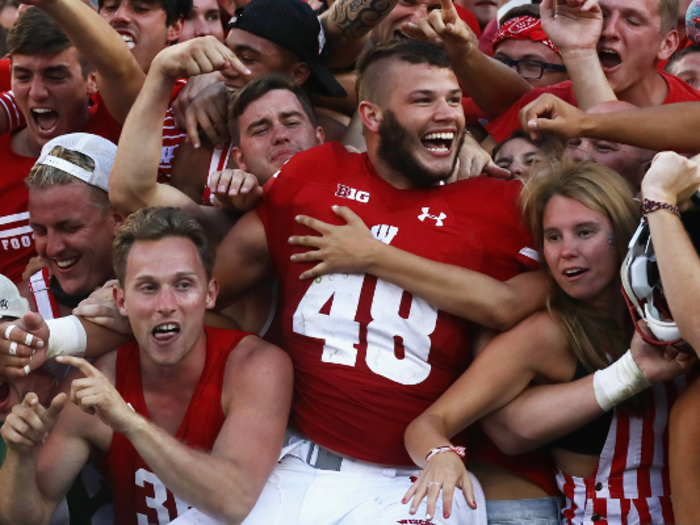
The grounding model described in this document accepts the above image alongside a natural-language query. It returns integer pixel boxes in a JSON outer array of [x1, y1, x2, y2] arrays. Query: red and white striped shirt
[[199, 141, 233, 206], [558, 378, 687, 525], [28, 268, 60, 321], [157, 105, 187, 183]]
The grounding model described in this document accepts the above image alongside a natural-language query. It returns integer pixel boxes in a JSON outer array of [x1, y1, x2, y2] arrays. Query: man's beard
[[377, 110, 460, 188]]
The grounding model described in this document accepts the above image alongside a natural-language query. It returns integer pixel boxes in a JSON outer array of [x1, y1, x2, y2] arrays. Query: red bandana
[[493, 16, 560, 55]]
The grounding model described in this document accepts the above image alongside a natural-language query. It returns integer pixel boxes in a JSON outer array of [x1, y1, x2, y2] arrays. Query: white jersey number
[[135, 469, 191, 525], [292, 274, 437, 385]]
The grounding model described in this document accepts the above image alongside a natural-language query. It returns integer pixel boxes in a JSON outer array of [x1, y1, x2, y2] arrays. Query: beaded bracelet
[[641, 198, 681, 220], [425, 445, 467, 462]]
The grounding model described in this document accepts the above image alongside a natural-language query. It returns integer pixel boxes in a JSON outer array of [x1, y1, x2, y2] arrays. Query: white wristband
[[593, 350, 652, 412], [45, 316, 87, 360]]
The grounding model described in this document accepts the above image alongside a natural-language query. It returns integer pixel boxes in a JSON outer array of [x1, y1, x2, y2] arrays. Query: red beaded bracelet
[[425, 445, 467, 462], [641, 198, 680, 220]]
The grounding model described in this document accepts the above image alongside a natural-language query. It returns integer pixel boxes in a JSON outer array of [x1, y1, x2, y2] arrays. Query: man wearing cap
[[0, 9, 121, 285]]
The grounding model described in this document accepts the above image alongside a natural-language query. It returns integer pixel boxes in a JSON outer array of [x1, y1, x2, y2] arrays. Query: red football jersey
[[101, 327, 250, 525], [257, 142, 537, 466]]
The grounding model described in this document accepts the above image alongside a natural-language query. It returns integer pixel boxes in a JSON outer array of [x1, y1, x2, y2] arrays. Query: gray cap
[[0, 274, 30, 320]]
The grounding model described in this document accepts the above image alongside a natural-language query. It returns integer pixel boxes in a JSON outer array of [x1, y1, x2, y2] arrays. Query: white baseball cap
[[0, 274, 30, 320], [35, 133, 117, 192]]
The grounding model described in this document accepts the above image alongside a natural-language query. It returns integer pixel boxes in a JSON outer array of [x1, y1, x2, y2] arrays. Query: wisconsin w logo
[[417, 207, 446, 227], [371, 224, 399, 245]]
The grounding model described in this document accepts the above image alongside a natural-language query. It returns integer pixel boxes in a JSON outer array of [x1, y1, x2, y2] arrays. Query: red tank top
[[101, 326, 249, 525]]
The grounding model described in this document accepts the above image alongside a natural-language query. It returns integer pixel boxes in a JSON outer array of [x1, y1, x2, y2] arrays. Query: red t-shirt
[[486, 71, 700, 143], [101, 327, 250, 525], [256, 141, 537, 466]]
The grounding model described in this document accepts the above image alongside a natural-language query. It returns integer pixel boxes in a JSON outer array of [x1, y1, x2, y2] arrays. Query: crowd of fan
[[1, 0, 700, 524]]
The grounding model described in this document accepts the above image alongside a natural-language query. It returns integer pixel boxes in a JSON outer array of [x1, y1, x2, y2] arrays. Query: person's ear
[[231, 146, 248, 172], [358, 101, 382, 134], [287, 62, 311, 86], [167, 17, 184, 44], [657, 29, 680, 62]]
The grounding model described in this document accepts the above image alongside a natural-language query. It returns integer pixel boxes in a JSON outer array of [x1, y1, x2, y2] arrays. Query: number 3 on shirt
[[292, 274, 438, 385]]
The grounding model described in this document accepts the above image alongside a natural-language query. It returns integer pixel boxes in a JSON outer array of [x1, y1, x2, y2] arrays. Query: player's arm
[[26, 0, 145, 125], [402, 0, 532, 119], [290, 205, 549, 331], [480, 328, 695, 455]]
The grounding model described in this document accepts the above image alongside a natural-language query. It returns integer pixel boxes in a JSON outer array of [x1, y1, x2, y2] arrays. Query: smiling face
[[597, 0, 678, 98], [179, 0, 224, 42], [543, 195, 619, 310], [11, 49, 96, 156], [232, 88, 324, 183], [100, 0, 182, 72], [116, 236, 217, 368], [28, 183, 120, 297], [369, 62, 465, 188]]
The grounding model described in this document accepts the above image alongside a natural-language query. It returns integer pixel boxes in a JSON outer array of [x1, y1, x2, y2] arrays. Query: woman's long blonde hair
[[521, 160, 640, 372]]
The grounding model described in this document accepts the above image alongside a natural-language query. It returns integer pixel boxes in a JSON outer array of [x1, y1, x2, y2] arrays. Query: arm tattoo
[[331, 0, 396, 40]]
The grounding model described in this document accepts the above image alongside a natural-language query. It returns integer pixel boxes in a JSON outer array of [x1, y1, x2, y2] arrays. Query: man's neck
[[140, 332, 208, 435], [617, 71, 670, 108]]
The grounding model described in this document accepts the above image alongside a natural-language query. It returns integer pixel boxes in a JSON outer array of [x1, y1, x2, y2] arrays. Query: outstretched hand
[[58, 356, 137, 435], [519, 93, 587, 141], [402, 452, 477, 521], [540, 0, 603, 55], [0, 313, 49, 378], [401, 0, 477, 58], [288, 206, 379, 280]]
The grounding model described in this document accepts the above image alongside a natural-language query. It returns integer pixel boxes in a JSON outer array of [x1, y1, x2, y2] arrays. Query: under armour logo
[[371, 224, 399, 245], [417, 207, 446, 227]]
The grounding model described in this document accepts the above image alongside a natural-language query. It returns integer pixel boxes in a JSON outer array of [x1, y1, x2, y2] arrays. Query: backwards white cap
[[35, 133, 117, 192], [0, 274, 30, 320]]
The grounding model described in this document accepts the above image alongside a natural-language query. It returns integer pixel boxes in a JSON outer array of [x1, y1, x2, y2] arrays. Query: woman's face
[[494, 137, 543, 182], [543, 195, 619, 310]]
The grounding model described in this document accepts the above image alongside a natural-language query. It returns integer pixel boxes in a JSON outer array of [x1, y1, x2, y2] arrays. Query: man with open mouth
[[0, 9, 121, 286], [0, 207, 293, 525], [482, 0, 700, 146]]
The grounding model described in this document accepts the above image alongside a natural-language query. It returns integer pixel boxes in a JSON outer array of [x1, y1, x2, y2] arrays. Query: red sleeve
[[0, 58, 11, 92]]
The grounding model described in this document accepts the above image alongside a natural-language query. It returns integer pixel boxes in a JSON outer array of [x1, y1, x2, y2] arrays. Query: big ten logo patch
[[336, 184, 370, 203]]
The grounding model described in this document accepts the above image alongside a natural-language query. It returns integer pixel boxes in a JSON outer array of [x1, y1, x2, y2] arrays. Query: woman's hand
[[402, 452, 477, 521], [289, 206, 380, 280]]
